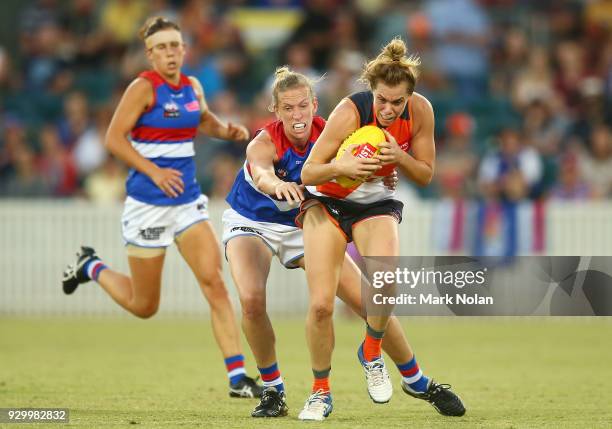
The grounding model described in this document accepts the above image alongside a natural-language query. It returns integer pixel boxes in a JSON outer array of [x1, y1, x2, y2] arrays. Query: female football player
[[225, 65, 464, 420], [297, 38, 465, 419], [61, 16, 261, 398]]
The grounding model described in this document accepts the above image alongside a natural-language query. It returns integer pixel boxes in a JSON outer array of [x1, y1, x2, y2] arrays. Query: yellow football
[[335, 125, 386, 188]]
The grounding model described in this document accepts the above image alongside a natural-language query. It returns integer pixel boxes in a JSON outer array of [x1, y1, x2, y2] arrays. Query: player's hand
[[227, 122, 249, 142], [336, 143, 381, 179], [274, 182, 305, 205], [382, 169, 399, 190], [151, 167, 184, 198], [376, 130, 405, 165]]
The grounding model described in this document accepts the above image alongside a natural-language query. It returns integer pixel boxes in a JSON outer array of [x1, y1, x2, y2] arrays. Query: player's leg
[[298, 204, 344, 420], [332, 253, 415, 362], [103, 251, 165, 318], [305, 248, 451, 402], [332, 253, 440, 400], [353, 215, 399, 349], [304, 206, 345, 378], [62, 197, 172, 317], [351, 215, 399, 403], [352, 216, 466, 415], [62, 245, 165, 318], [226, 236, 275, 369], [175, 220, 261, 398], [176, 221, 240, 356], [334, 252, 434, 393], [226, 235, 287, 417], [294, 249, 413, 363]]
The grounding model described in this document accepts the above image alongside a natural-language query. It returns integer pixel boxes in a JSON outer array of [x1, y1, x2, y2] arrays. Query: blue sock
[[224, 354, 246, 385], [84, 259, 107, 281], [397, 356, 430, 393], [258, 362, 284, 393]]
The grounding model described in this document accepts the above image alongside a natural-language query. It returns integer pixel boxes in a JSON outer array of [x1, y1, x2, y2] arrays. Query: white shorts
[[122, 195, 209, 248], [222, 208, 304, 268]]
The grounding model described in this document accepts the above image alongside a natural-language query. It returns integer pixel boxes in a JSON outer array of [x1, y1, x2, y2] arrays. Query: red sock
[[312, 377, 330, 393], [363, 325, 384, 361], [312, 367, 331, 393]]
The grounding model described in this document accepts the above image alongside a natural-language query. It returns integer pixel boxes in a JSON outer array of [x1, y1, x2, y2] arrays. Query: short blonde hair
[[360, 38, 420, 94], [138, 16, 180, 41], [269, 66, 316, 111]]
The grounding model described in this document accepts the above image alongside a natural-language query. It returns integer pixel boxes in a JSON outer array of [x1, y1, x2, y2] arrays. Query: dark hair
[[139, 16, 180, 41]]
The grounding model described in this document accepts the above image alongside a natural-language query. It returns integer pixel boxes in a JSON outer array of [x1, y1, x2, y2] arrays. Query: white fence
[[0, 199, 611, 317]]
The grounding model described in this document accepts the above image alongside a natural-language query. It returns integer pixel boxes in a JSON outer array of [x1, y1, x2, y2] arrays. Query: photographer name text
[[372, 293, 493, 305]]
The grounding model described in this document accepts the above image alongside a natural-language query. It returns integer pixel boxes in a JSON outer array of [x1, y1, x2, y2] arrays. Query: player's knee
[[133, 301, 159, 319], [200, 274, 230, 301], [310, 300, 334, 322], [240, 294, 267, 320]]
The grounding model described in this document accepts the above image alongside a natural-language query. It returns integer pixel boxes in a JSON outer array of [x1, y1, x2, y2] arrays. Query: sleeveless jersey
[[308, 91, 413, 204], [126, 70, 202, 205], [226, 116, 326, 226]]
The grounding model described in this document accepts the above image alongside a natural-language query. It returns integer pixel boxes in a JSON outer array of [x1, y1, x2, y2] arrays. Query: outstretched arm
[[247, 131, 304, 204]]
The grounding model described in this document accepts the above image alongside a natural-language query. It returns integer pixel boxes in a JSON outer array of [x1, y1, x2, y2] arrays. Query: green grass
[[1, 317, 611, 428]]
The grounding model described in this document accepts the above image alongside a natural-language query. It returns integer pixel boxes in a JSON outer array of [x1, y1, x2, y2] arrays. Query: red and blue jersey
[[226, 116, 326, 226], [126, 70, 202, 205]]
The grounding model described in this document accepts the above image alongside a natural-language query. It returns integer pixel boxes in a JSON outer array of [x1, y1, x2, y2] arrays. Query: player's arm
[[247, 131, 304, 204], [105, 78, 184, 198], [301, 99, 381, 185], [189, 76, 249, 142], [377, 93, 435, 186]]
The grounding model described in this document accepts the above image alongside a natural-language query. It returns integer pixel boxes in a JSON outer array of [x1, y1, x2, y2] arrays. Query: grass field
[[1, 317, 611, 428]]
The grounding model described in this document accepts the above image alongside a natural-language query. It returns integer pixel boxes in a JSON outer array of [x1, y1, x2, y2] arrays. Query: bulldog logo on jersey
[[276, 168, 288, 178], [163, 101, 180, 118]]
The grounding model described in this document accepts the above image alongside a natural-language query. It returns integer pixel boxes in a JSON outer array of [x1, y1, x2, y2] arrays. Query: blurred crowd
[[1, 0, 611, 204]]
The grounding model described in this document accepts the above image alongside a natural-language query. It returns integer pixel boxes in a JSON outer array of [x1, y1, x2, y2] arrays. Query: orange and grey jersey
[[307, 91, 413, 204]]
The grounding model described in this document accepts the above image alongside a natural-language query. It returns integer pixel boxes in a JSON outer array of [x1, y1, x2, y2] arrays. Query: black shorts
[[296, 192, 403, 242]]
